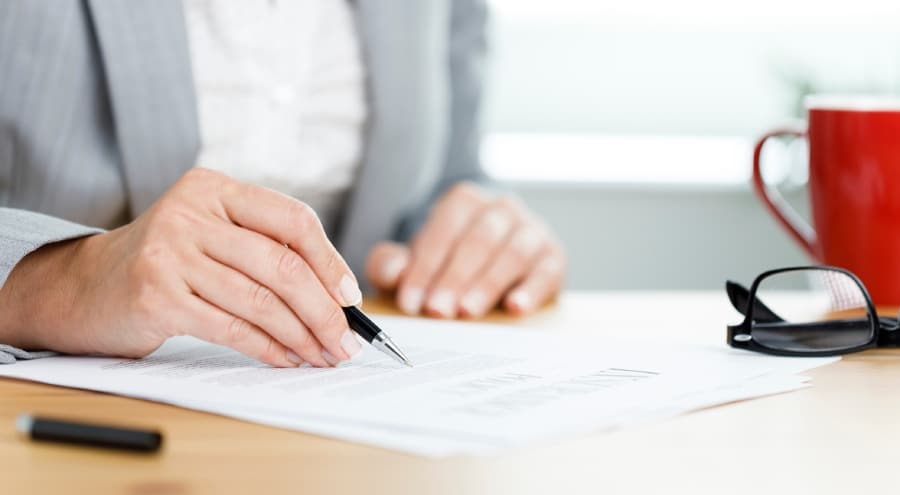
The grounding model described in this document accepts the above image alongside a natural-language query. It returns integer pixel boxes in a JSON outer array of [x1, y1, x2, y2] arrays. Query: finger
[[182, 253, 329, 367], [199, 223, 361, 366], [181, 294, 298, 368], [397, 183, 489, 315], [425, 201, 517, 318], [365, 242, 410, 291], [217, 180, 362, 307], [458, 223, 547, 318], [503, 246, 567, 316]]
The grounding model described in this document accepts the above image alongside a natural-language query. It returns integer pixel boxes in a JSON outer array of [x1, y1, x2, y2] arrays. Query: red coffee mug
[[753, 95, 900, 305]]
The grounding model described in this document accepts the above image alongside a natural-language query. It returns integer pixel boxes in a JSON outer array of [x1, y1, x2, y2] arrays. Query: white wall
[[481, 1, 873, 292]]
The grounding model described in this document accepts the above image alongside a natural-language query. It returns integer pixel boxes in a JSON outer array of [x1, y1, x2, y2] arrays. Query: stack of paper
[[0, 316, 836, 457]]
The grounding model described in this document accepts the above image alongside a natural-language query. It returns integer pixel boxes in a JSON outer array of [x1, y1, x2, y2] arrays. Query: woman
[[0, 0, 565, 367]]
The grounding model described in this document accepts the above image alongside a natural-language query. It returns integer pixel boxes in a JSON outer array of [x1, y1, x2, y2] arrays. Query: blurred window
[[482, 0, 900, 186]]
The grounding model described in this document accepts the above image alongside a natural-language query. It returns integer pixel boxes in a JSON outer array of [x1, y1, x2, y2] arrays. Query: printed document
[[0, 315, 836, 456]]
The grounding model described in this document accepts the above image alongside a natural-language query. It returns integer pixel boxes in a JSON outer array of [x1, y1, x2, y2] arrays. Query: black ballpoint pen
[[343, 306, 413, 366], [16, 414, 162, 453]]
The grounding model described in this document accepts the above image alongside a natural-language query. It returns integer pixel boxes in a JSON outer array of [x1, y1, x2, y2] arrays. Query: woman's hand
[[366, 182, 566, 318], [0, 168, 363, 367]]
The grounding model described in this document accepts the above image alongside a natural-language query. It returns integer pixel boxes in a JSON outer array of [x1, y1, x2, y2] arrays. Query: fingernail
[[341, 329, 363, 359], [322, 350, 343, 366], [381, 255, 408, 284], [508, 290, 533, 312], [286, 351, 304, 365], [460, 290, 488, 317], [339, 274, 363, 306], [399, 287, 424, 314], [428, 289, 456, 318]]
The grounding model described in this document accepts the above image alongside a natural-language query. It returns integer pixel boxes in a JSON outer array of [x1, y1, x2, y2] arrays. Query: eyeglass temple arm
[[725, 280, 785, 323]]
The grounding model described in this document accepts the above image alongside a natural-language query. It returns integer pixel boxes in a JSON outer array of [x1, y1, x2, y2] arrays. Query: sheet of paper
[[171, 374, 813, 457], [0, 316, 837, 456], [613, 374, 812, 429]]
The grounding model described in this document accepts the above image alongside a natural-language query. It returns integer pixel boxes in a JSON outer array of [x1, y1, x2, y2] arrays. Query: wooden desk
[[3, 292, 898, 494]]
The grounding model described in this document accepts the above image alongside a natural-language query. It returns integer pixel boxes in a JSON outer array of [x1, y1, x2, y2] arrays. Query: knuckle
[[288, 201, 321, 236], [216, 173, 241, 198], [260, 336, 281, 364], [131, 242, 170, 279], [469, 223, 493, 242], [549, 251, 568, 275], [183, 166, 224, 185], [146, 198, 204, 235], [510, 226, 545, 258], [536, 252, 566, 278], [324, 304, 347, 330], [470, 218, 505, 245], [148, 197, 176, 220], [137, 241, 168, 264], [225, 316, 254, 346], [169, 206, 203, 231], [315, 305, 346, 340], [274, 248, 305, 281], [504, 239, 531, 267], [507, 229, 541, 262], [493, 194, 523, 213], [322, 251, 344, 280], [178, 168, 230, 199], [294, 330, 319, 357], [448, 181, 482, 201], [248, 283, 276, 314]]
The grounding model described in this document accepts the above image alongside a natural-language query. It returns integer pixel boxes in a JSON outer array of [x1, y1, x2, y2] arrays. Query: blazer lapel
[[86, 0, 199, 216]]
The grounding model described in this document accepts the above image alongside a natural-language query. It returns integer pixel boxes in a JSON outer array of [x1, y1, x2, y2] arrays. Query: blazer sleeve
[[394, 0, 492, 240], [0, 207, 103, 363]]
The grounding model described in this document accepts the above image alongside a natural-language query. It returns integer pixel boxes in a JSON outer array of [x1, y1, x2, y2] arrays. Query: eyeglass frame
[[726, 265, 900, 357]]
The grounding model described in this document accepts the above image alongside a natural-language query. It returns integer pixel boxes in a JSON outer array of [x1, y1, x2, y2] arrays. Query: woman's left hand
[[365, 182, 566, 318]]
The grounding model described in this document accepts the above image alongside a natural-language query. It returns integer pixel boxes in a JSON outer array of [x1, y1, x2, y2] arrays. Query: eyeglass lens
[[751, 269, 876, 352]]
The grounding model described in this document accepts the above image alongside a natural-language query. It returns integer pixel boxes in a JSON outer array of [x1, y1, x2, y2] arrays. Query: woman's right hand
[[0, 168, 363, 367]]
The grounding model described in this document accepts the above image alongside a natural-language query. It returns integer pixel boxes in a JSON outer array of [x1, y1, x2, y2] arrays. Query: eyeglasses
[[726, 266, 900, 356]]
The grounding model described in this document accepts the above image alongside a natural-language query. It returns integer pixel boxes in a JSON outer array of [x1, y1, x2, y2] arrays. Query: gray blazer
[[0, 0, 488, 291]]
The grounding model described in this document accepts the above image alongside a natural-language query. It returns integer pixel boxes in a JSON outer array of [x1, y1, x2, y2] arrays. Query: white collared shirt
[[184, 0, 366, 232]]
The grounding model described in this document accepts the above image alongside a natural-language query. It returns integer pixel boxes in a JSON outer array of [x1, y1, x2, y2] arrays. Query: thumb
[[365, 241, 411, 291]]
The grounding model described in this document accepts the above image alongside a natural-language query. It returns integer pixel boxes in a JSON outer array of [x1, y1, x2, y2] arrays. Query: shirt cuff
[[0, 208, 104, 288]]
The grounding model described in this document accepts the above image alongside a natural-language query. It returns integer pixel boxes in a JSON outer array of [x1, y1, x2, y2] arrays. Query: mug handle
[[752, 128, 820, 260]]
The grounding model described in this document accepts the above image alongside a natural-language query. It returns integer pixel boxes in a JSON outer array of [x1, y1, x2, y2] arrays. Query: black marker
[[343, 306, 413, 366], [16, 414, 162, 453]]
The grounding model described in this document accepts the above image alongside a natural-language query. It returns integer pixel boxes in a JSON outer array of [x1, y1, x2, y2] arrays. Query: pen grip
[[31, 418, 162, 452], [342, 306, 379, 343]]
